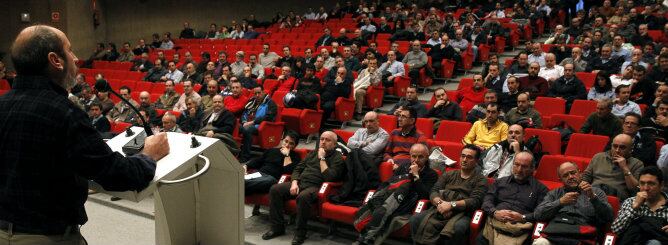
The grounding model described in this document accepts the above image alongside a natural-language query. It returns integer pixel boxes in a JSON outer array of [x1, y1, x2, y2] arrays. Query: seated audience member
[[342, 46, 361, 72], [586, 44, 624, 73], [467, 90, 502, 123], [176, 97, 204, 133], [611, 65, 635, 88], [239, 67, 259, 89], [172, 80, 201, 112], [463, 103, 508, 150], [612, 85, 642, 118], [321, 65, 354, 121], [508, 52, 530, 75], [244, 132, 301, 199], [239, 86, 277, 162], [143, 59, 168, 82], [484, 64, 505, 93], [499, 76, 522, 113], [548, 63, 587, 111], [89, 102, 110, 134], [224, 79, 249, 116], [518, 62, 549, 99], [353, 58, 381, 119], [618, 112, 657, 167], [135, 91, 159, 126], [621, 48, 649, 74], [347, 111, 390, 157], [630, 65, 657, 106], [482, 124, 530, 179], [248, 54, 265, 79], [457, 74, 488, 113], [581, 99, 623, 138], [377, 50, 405, 88], [588, 72, 615, 101], [611, 35, 631, 62], [117, 42, 135, 62], [153, 80, 179, 110], [426, 88, 463, 124], [200, 80, 220, 112], [196, 94, 235, 137], [183, 63, 203, 85], [505, 93, 543, 128], [646, 84, 668, 119], [527, 43, 546, 67], [162, 61, 184, 83], [161, 112, 182, 133], [611, 166, 668, 245], [410, 144, 487, 245], [384, 107, 427, 167], [289, 64, 322, 110], [481, 54, 505, 81], [647, 53, 668, 85], [261, 131, 344, 245], [559, 47, 588, 72], [320, 49, 336, 70], [108, 86, 139, 123], [533, 162, 614, 244], [641, 98, 668, 142], [402, 40, 428, 85], [355, 143, 437, 245], [584, 134, 643, 200], [259, 44, 280, 68], [388, 85, 428, 118], [78, 84, 97, 111], [96, 90, 114, 115], [478, 151, 549, 245], [230, 51, 248, 77], [314, 27, 333, 47]]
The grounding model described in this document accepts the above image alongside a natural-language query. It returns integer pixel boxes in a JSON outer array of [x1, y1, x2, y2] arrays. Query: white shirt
[[165, 69, 184, 83], [528, 53, 546, 67], [538, 65, 564, 81]]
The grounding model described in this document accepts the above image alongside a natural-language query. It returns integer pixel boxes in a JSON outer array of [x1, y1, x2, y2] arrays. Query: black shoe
[[291, 233, 306, 245], [261, 230, 285, 240], [110, 196, 122, 201]]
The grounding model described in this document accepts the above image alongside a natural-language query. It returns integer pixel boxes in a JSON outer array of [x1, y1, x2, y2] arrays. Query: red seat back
[[569, 100, 597, 117], [534, 97, 566, 117], [378, 114, 398, 133], [575, 72, 596, 90], [535, 155, 589, 182], [524, 128, 562, 155], [435, 120, 472, 143], [564, 133, 609, 159], [415, 118, 434, 139]]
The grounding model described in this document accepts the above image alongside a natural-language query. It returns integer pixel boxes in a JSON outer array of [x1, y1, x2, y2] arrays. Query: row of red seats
[[79, 68, 145, 81]]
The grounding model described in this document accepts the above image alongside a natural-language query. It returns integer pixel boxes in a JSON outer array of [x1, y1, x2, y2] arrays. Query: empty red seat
[[111, 121, 131, 134], [135, 81, 153, 93], [569, 99, 597, 117], [441, 59, 456, 78], [564, 133, 609, 159], [575, 72, 596, 90], [364, 85, 384, 110], [534, 97, 566, 126], [378, 114, 398, 133], [434, 120, 472, 143], [0, 79, 9, 90], [416, 118, 435, 139]]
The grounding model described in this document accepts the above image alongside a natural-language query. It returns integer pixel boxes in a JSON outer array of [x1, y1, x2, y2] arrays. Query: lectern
[[89, 127, 244, 245]]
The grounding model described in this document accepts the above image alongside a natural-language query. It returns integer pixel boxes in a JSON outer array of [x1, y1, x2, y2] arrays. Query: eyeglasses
[[460, 154, 476, 159]]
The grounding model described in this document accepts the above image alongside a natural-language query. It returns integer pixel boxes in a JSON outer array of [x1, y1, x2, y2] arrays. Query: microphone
[[95, 79, 153, 136]]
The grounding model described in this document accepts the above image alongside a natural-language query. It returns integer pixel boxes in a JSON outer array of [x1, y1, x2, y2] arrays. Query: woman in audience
[[587, 71, 615, 101]]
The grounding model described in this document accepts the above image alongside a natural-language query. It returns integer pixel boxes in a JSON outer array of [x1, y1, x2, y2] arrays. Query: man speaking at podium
[[0, 25, 169, 244]]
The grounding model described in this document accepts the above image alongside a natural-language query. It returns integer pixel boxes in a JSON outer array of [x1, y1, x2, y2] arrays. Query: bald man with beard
[[0, 25, 169, 244]]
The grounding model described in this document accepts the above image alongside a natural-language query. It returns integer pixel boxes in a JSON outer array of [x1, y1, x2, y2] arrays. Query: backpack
[[525, 135, 546, 167]]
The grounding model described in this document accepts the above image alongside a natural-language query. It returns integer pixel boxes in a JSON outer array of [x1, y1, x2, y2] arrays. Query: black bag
[[525, 135, 546, 166]]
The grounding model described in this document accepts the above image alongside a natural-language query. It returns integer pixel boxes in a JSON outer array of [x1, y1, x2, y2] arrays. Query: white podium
[[90, 127, 244, 245]]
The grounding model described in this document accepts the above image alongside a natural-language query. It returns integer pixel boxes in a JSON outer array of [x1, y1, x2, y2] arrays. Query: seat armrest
[[413, 199, 431, 214]]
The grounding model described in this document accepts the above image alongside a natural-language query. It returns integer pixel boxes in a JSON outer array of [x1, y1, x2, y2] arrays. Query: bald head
[[11, 25, 69, 77]]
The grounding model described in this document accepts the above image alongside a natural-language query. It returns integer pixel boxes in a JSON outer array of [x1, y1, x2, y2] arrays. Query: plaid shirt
[[0, 75, 156, 231], [611, 192, 668, 234]]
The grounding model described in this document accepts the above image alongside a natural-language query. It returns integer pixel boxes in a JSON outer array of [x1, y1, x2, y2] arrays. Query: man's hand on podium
[[143, 132, 170, 161]]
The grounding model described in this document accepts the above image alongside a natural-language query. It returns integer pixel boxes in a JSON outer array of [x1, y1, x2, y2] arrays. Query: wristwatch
[[450, 201, 457, 208], [624, 171, 632, 176], [320, 157, 326, 161], [522, 215, 526, 221]]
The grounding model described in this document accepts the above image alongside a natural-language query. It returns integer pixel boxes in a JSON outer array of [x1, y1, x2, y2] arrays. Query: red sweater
[[457, 86, 487, 113], [383, 127, 426, 165], [276, 77, 297, 92], [224, 94, 248, 116]]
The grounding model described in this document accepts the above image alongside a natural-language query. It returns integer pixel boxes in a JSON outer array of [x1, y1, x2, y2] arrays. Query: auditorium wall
[[2, 0, 330, 70]]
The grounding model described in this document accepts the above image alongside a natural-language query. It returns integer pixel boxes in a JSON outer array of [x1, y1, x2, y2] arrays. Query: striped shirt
[[383, 126, 426, 165], [611, 192, 668, 234]]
